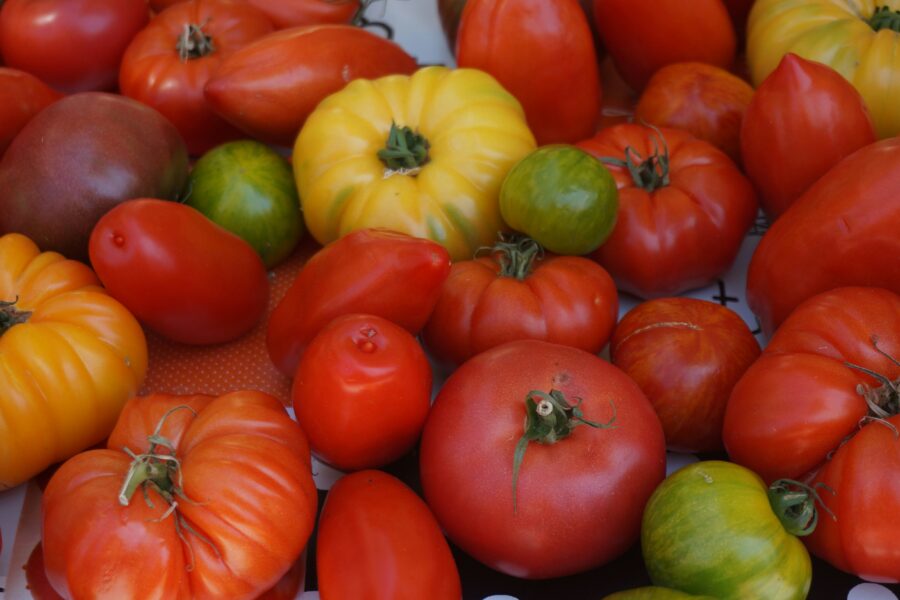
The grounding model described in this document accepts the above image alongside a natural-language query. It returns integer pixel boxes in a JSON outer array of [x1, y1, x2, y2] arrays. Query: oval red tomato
[[89, 198, 269, 345], [246, 0, 360, 28], [0, 67, 61, 157]]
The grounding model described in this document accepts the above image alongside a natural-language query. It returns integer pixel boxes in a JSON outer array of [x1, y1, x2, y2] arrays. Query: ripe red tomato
[[423, 236, 618, 366], [119, 0, 274, 156], [0, 0, 149, 93], [740, 53, 876, 220], [577, 123, 757, 298], [456, 0, 601, 144], [89, 198, 269, 345], [591, 0, 736, 91], [0, 68, 61, 157], [610, 297, 761, 453], [267, 229, 450, 377], [292, 314, 433, 471], [317, 470, 462, 599], [245, 0, 360, 28], [420, 339, 666, 579]]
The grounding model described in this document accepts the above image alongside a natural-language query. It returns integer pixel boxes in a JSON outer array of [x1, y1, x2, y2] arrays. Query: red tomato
[[246, 0, 359, 28], [577, 123, 757, 298], [456, 0, 601, 144], [740, 53, 876, 220], [0, 68, 61, 157], [634, 62, 754, 164], [746, 138, 900, 335], [423, 236, 618, 366], [317, 470, 462, 599], [0, 0, 149, 93], [89, 198, 269, 345], [267, 229, 450, 377], [610, 297, 761, 453], [42, 391, 319, 599], [591, 0, 736, 91], [119, 0, 274, 156], [204, 25, 417, 147], [292, 314, 432, 471], [419, 340, 666, 579]]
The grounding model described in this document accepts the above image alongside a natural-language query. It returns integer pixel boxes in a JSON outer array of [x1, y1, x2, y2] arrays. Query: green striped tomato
[[603, 587, 715, 600]]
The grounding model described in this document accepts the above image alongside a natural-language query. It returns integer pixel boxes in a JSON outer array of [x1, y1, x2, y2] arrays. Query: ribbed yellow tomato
[[0, 234, 147, 489], [747, 0, 900, 138], [293, 66, 537, 261]]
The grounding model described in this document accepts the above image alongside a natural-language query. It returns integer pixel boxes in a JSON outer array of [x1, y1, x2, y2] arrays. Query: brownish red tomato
[[0, 68, 61, 157], [610, 297, 760, 453], [457, 0, 601, 144]]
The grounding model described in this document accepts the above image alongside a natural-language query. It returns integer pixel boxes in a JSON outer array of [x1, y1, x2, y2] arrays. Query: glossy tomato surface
[[246, 0, 359, 28], [0, 67, 61, 157]]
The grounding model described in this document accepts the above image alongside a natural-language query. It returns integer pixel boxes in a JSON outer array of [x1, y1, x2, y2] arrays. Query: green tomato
[[603, 587, 715, 600], [642, 461, 813, 600], [499, 145, 617, 255], [186, 140, 304, 268]]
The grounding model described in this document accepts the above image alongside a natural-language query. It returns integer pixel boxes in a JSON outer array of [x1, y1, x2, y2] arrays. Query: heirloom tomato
[[0, 68, 61, 157], [423, 236, 618, 366], [0, 0, 149, 93], [293, 66, 537, 261], [0, 234, 147, 490], [245, 0, 359, 28], [267, 229, 450, 376], [746, 138, 900, 334], [456, 0, 601, 144], [42, 391, 318, 600], [89, 199, 269, 346], [604, 589, 715, 600], [577, 123, 757, 298], [317, 470, 462, 599], [741, 53, 876, 220], [420, 340, 666, 579], [119, 0, 274, 155], [747, 0, 900, 138]]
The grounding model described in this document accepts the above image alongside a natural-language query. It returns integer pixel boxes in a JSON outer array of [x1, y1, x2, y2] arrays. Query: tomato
[[457, 0, 601, 144], [204, 25, 417, 148], [0, 233, 147, 490], [610, 298, 760, 453], [89, 199, 269, 346], [186, 140, 304, 268], [740, 53, 876, 220], [604, 587, 716, 600], [642, 461, 814, 599], [292, 314, 432, 471], [499, 146, 619, 255], [634, 62, 754, 164], [0, 0, 149, 93], [317, 470, 462, 599], [42, 391, 318, 599], [591, 0, 736, 91], [423, 236, 618, 366], [0, 67, 61, 157], [745, 138, 900, 334], [419, 339, 666, 579], [267, 229, 450, 377], [292, 66, 537, 261], [119, 0, 274, 155], [577, 123, 757, 298], [245, 0, 359, 28], [747, 0, 900, 138]]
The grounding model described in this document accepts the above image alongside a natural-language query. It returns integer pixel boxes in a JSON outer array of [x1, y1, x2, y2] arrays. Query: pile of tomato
[[0, 0, 899, 598]]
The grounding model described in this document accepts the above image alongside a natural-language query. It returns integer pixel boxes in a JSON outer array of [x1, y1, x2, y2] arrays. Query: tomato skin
[[610, 298, 760, 453], [604, 588, 715, 600], [317, 470, 462, 599], [423, 243, 618, 366], [457, 0, 600, 144], [740, 53, 876, 220], [267, 229, 450, 377], [0, 67, 61, 157], [245, 0, 359, 28], [0, 0, 149, 93], [746, 138, 900, 335], [420, 340, 666, 579], [89, 199, 269, 346], [292, 314, 433, 471], [577, 123, 757, 299], [204, 25, 417, 147], [591, 0, 736, 91]]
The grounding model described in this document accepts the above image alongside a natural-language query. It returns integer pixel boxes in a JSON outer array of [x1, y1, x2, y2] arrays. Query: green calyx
[[869, 6, 900, 32], [767, 479, 836, 537], [512, 390, 617, 513], [176, 21, 216, 62], [491, 235, 544, 280], [601, 125, 671, 193], [378, 122, 431, 172], [0, 298, 30, 336]]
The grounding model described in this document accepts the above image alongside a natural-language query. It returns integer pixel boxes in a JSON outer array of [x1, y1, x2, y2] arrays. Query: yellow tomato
[[0, 234, 147, 489], [747, 0, 900, 138], [293, 66, 537, 261]]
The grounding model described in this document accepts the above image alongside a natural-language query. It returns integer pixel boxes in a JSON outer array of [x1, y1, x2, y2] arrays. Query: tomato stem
[[869, 6, 900, 32], [600, 124, 671, 192], [845, 336, 900, 422], [512, 390, 617, 513], [378, 122, 430, 173], [767, 479, 836, 537], [0, 297, 31, 336], [490, 235, 543, 280], [176, 20, 216, 62]]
